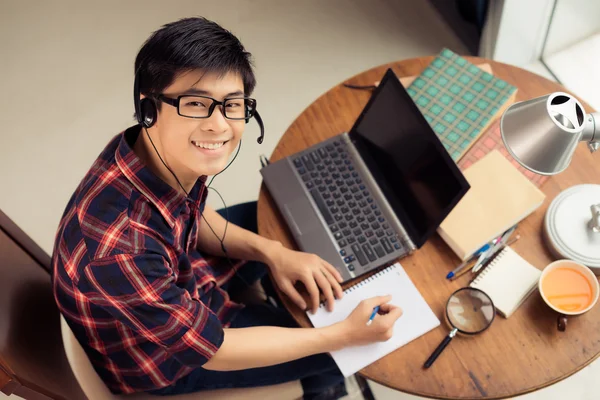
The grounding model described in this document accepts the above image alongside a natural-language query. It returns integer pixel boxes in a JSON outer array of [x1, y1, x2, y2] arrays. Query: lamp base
[[544, 184, 600, 275]]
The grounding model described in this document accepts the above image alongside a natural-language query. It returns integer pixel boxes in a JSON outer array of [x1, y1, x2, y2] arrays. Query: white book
[[306, 263, 439, 377], [469, 246, 541, 318]]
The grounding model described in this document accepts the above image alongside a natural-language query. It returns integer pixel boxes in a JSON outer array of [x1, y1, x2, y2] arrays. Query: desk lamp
[[500, 92, 600, 274]]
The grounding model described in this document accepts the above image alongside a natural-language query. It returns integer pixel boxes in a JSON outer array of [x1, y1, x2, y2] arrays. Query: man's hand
[[337, 295, 403, 347], [266, 246, 344, 313]]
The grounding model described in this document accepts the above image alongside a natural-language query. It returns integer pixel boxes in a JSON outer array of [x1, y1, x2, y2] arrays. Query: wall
[[480, 0, 554, 65], [543, 0, 600, 56]]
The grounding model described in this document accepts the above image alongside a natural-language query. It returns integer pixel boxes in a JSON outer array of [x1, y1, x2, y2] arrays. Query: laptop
[[260, 68, 470, 282]]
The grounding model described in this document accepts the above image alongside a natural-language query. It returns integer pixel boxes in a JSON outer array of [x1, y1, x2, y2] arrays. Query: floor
[[0, 1, 598, 399]]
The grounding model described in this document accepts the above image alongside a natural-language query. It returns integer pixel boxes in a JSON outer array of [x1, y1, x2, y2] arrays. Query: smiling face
[[142, 69, 246, 189]]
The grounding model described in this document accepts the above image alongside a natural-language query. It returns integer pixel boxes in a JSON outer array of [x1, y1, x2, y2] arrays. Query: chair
[[0, 206, 301, 400], [60, 316, 302, 400], [0, 209, 87, 399]]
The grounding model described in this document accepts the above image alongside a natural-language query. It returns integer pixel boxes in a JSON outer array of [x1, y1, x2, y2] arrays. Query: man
[[52, 17, 402, 399]]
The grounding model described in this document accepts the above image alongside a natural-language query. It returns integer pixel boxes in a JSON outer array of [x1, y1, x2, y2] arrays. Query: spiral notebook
[[306, 263, 439, 377], [469, 246, 542, 318]]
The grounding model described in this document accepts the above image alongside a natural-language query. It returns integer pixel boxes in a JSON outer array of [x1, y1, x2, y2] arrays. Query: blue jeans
[[149, 202, 346, 399]]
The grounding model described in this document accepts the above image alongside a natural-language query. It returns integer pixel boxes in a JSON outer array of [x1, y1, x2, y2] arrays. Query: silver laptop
[[260, 69, 470, 282]]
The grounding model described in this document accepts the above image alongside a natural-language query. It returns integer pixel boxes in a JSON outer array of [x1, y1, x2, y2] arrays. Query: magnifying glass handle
[[424, 328, 458, 369]]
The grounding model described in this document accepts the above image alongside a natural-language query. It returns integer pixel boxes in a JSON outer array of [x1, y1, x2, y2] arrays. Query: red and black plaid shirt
[[52, 125, 244, 394]]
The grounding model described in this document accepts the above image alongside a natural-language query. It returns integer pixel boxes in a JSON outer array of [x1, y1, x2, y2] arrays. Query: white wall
[[482, 0, 600, 65], [543, 0, 600, 55], [481, 0, 555, 65]]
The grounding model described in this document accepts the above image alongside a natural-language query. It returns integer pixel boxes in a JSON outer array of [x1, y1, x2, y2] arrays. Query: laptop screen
[[349, 68, 470, 248]]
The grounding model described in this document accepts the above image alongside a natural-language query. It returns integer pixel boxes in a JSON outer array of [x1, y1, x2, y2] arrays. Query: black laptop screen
[[349, 69, 470, 248]]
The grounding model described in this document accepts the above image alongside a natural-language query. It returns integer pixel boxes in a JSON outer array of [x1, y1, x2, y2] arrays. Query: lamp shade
[[500, 92, 586, 175]]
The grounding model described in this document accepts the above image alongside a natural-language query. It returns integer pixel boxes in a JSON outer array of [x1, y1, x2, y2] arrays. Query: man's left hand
[[266, 246, 344, 314]]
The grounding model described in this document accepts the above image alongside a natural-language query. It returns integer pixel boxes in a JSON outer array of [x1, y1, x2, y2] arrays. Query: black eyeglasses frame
[[156, 94, 257, 120]]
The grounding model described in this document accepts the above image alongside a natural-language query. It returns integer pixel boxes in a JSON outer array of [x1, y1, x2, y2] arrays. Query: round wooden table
[[257, 56, 600, 399]]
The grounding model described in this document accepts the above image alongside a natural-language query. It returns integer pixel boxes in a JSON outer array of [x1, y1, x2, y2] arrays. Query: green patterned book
[[406, 48, 518, 161]]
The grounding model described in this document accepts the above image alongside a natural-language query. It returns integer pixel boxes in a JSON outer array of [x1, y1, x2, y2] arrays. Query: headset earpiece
[[244, 101, 253, 124], [134, 70, 157, 128], [140, 98, 157, 128]]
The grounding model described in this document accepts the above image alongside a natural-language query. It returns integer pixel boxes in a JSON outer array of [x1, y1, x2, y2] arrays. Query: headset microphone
[[254, 111, 264, 144]]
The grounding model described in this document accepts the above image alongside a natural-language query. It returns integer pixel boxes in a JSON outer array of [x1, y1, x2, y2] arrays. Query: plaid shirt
[[52, 125, 244, 394]]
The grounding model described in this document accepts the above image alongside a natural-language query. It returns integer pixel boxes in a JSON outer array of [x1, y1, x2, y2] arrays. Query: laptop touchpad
[[284, 198, 321, 236]]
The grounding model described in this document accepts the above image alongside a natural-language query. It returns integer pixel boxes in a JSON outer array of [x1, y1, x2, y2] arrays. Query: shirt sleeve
[[77, 252, 224, 367]]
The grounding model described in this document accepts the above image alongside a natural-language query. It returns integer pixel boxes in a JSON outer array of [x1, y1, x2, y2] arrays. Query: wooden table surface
[[257, 56, 600, 399]]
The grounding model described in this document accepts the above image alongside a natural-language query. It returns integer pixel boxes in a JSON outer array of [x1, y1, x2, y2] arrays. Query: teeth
[[193, 141, 225, 150]]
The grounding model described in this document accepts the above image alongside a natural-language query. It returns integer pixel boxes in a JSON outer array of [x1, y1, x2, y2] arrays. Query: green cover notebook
[[406, 48, 517, 161]]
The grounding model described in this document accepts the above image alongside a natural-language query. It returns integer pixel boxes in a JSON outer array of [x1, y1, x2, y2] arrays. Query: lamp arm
[[582, 112, 600, 152]]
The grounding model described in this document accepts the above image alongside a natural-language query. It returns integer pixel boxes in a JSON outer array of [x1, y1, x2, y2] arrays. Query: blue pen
[[476, 243, 492, 254], [472, 226, 518, 273], [367, 306, 380, 326], [445, 243, 491, 279]]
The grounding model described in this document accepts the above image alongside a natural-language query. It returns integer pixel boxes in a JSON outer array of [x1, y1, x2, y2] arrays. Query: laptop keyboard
[[293, 139, 404, 272]]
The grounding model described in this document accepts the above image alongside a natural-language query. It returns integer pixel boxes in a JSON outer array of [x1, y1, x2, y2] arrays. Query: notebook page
[[470, 247, 541, 318], [307, 263, 440, 377]]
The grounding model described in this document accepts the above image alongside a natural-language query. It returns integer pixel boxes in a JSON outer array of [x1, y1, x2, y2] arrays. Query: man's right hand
[[338, 295, 403, 347], [204, 295, 402, 371]]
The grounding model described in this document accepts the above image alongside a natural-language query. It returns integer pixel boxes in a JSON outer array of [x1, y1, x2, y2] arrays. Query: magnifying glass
[[424, 287, 495, 368]]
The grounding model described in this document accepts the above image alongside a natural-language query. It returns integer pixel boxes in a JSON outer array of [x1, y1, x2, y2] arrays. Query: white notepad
[[307, 263, 439, 377], [469, 246, 542, 318]]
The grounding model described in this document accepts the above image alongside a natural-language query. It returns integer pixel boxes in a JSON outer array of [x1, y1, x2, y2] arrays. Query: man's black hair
[[134, 17, 256, 102]]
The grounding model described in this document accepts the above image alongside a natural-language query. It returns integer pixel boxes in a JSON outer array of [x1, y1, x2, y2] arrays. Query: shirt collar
[[115, 125, 206, 227]]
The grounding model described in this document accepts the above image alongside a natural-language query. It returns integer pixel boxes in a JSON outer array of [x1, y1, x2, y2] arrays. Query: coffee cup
[[538, 259, 599, 331]]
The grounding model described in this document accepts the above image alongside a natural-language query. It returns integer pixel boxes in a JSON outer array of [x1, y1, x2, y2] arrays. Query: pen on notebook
[[471, 235, 503, 273], [471, 235, 521, 282], [366, 306, 380, 326], [446, 257, 475, 280], [471, 250, 492, 273], [449, 258, 477, 281], [472, 229, 518, 273], [476, 245, 506, 273], [446, 242, 493, 279]]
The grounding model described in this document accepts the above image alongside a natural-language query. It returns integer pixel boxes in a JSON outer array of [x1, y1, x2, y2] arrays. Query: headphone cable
[[207, 139, 242, 188], [143, 127, 269, 301]]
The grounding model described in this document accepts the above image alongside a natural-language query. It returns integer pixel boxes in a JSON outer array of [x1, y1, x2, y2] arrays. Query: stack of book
[[405, 48, 517, 162], [437, 150, 546, 261], [402, 48, 550, 261]]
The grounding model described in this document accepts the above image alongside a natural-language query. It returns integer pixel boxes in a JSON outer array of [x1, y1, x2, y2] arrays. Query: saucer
[[544, 184, 600, 275]]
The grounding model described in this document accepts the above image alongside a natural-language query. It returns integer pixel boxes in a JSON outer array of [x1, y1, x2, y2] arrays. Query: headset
[[133, 71, 264, 144], [132, 70, 273, 304]]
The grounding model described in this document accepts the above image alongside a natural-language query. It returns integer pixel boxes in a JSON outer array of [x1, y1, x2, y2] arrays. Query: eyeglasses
[[157, 94, 257, 120]]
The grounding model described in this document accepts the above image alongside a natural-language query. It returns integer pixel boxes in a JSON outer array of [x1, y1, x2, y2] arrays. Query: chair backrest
[[60, 315, 302, 400], [2, 208, 301, 400], [0, 209, 86, 400], [60, 316, 121, 400]]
